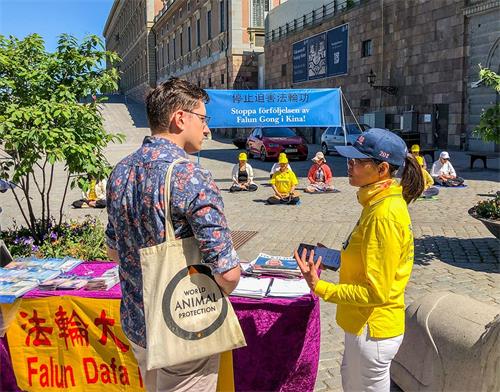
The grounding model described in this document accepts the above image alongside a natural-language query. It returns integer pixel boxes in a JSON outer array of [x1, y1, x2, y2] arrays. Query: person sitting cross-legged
[[230, 152, 258, 192], [305, 152, 335, 193], [72, 178, 107, 208], [420, 161, 439, 198], [267, 154, 300, 205], [431, 151, 464, 187], [270, 152, 293, 178]]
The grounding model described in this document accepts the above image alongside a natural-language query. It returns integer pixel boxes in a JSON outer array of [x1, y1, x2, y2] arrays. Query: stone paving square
[[1, 102, 498, 391]]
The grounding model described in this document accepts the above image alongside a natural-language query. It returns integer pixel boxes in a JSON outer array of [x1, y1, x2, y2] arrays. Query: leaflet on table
[[267, 278, 310, 297], [85, 265, 120, 291], [231, 275, 311, 299], [0, 280, 39, 304], [232, 277, 273, 299], [244, 253, 302, 278], [9, 256, 83, 272]]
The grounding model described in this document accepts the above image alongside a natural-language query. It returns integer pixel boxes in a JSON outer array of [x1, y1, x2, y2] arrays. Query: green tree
[[0, 33, 123, 242], [473, 67, 500, 144]]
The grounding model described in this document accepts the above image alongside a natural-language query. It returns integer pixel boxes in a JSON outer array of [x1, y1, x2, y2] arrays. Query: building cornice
[[464, 0, 500, 16], [103, 0, 123, 37]]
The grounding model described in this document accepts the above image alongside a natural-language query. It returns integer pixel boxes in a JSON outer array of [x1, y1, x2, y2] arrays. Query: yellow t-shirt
[[314, 179, 414, 338], [270, 169, 298, 195]]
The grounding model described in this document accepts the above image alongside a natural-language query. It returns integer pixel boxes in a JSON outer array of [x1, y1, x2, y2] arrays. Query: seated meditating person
[[230, 152, 258, 192], [305, 152, 335, 193], [421, 164, 439, 198], [411, 144, 427, 170], [431, 151, 465, 187], [267, 154, 300, 205], [72, 178, 107, 208], [270, 153, 292, 178]]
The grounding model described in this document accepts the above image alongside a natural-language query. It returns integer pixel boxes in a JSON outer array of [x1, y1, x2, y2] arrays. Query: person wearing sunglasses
[[294, 128, 424, 392], [431, 151, 464, 187]]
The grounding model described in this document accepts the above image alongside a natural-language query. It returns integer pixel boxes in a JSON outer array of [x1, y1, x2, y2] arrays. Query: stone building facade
[[103, 0, 164, 102], [464, 0, 500, 152], [153, 0, 282, 90], [265, 0, 500, 150]]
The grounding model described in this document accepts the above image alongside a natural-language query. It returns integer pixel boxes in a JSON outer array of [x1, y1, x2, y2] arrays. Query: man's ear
[[170, 110, 185, 131]]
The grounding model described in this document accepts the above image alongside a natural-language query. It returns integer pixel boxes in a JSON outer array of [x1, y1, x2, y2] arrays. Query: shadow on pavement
[[414, 235, 499, 273]]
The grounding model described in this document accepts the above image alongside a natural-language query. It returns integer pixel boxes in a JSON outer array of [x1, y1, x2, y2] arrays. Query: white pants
[[130, 341, 220, 392], [341, 326, 403, 392]]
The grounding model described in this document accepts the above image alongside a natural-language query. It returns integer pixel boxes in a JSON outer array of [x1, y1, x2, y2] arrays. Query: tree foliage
[[473, 67, 500, 144], [0, 33, 123, 242]]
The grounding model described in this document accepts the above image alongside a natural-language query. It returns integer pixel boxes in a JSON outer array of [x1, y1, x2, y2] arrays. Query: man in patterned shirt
[[106, 78, 241, 391]]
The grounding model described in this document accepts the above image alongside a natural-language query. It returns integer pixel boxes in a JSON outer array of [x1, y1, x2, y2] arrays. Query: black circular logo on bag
[[162, 264, 228, 340]]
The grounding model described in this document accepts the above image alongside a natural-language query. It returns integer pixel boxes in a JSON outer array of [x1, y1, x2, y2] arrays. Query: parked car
[[320, 123, 370, 155], [246, 127, 308, 161]]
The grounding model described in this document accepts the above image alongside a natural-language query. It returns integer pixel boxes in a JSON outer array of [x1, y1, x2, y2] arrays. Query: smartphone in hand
[[297, 243, 340, 271]]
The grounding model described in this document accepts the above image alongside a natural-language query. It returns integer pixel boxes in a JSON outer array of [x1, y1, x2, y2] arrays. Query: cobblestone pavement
[[1, 102, 498, 391]]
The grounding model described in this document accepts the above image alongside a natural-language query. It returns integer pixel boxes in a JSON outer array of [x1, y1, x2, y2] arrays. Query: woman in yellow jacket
[[295, 128, 424, 392]]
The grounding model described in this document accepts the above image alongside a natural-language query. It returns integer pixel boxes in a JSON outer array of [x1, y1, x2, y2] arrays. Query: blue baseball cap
[[335, 128, 408, 167]]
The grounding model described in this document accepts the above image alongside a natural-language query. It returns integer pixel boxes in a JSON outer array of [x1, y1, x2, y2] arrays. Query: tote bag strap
[[163, 157, 189, 242]]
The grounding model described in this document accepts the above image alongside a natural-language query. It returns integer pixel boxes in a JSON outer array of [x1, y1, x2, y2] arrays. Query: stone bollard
[[391, 292, 500, 391]]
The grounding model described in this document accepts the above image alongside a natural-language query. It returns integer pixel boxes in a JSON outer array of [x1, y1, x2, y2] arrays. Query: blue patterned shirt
[[106, 136, 240, 347]]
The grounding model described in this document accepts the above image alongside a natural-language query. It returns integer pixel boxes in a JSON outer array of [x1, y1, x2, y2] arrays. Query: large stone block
[[391, 292, 500, 392]]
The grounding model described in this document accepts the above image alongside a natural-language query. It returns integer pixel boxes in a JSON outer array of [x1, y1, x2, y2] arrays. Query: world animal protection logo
[[162, 264, 227, 340]]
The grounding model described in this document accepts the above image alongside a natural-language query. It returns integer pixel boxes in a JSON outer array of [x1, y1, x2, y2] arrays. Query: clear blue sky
[[0, 0, 115, 52]]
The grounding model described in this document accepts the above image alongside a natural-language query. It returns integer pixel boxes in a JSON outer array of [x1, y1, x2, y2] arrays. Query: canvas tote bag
[[140, 158, 246, 371]]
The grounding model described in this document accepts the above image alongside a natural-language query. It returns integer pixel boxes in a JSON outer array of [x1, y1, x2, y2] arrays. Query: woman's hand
[[294, 248, 321, 291]]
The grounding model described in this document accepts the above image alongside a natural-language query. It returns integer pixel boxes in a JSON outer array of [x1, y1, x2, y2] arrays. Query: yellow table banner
[[4, 296, 144, 391]]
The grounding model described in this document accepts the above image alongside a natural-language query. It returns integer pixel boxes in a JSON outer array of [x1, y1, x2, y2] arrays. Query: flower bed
[[1, 216, 108, 260]]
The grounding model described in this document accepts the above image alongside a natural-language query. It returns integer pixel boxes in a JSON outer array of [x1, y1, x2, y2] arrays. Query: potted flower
[[469, 192, 500, 239]]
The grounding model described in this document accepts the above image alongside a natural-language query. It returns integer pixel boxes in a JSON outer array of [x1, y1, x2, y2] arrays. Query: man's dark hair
[[145, 77, 209, 132]]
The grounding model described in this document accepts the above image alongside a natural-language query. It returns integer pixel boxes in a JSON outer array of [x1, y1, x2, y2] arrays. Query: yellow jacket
[[314, 180, 414, 338], [422, 168, 434, 190], [270, 169, 298, 195]]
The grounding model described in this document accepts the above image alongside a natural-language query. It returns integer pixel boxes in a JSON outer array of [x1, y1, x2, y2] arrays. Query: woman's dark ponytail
[[400, 153, 425, 204]]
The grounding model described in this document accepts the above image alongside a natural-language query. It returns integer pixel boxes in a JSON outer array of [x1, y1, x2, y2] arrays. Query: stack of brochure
[[85, 266, 119, 291], [0, 256, 85, 303], [267, 278, 310, 298], [232, 277, 273, 299], [244, 253, 302, 279], [38, 276, 89, 290]]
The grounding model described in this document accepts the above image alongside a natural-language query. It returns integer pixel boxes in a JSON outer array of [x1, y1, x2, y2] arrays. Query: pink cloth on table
[[23, 261, 121, 299]]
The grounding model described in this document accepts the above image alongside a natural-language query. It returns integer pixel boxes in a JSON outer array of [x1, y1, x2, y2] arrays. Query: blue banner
[[205, 89, 342, 128], [293, 23, 348, 83]]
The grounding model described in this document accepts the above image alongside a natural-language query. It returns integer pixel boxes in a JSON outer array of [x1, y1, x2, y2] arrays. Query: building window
[[221, 73, 225, 84], [197, 18, 201, 46], [187, 1, 190, 11], [208, 77, 212, 87], [251, 0, 270, 27], [220, 1, 225, 32], [188, 26, 192, 51], [362, 39, 372, 57], [360, 98, 371, 108], [180, 32, 183, 56], [207, 10, 212, 40], [173, 37, 176, 59], [281, 64, 287, 76]]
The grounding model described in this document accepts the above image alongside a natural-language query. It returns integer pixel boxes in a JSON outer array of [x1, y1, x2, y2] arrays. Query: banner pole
[[339, 89, 349, 170]]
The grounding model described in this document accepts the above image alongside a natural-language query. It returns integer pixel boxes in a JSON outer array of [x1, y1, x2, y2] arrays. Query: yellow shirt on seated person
[[270, 169, 298, 195]]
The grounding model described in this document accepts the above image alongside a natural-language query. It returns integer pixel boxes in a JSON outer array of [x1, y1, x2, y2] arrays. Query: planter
[[469, 208, 500, 239]]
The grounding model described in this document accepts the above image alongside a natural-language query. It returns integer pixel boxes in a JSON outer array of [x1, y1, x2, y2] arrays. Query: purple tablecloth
[[1, 262, 320, 392], [231, 295, 320, 392]]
